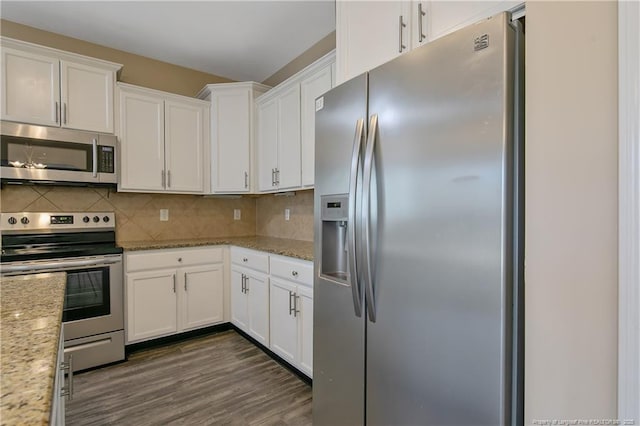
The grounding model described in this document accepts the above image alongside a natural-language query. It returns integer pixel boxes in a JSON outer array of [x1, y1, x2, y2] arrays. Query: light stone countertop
[[1, 272, 66, 426], [118, 236, 314, 261]]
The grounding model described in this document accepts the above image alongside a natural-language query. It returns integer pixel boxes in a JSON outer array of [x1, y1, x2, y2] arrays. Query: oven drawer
[[64, 330, 125, 372], [125, 247, 224, 272]]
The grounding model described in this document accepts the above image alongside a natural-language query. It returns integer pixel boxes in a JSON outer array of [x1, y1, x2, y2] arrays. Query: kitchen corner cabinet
[[1, 37, 120, 133], [256, 51, 335, 192], [230, 247, 270, 346], [125, 247, 224, 344], [197, 82, 270, 193], [117, 83, 209, 194], [335, 0, 521, 84], [269, 255, 313, 377]]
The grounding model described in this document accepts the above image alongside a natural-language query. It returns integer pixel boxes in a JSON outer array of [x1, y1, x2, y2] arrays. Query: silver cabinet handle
[[242, 257, 248, 263], [167, 170, 171, 188], [55, 101, 59, 124], [348, 118, 365, 317], [363, 114, 378, 322], [289, 291, 295, 316], [161, 170, 166, 187], [244, 171, 249, 188], [240, 274, 245, 293], [276, 168, 280, 185], [177, 257, 182, 262], [92, 138, 98, 178], [271, 168, 276, 186], [61, 354, 74, 401], [172, 274, 176, 293], [291, 270, 298, 277], [184, 272, 187, 291], [295, 294, 300, 317], [418, 3, 426, 43], [244, 275, 249, 293], [63, 102, 67, 124], [399, 15, 407, 53]]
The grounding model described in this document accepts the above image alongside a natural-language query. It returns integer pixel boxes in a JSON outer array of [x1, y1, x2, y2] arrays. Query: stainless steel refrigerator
[[313, 12, 524, 426]]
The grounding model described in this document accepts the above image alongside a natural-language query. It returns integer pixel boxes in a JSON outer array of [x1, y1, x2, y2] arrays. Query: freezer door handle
[[362, 114, 378, 322], [347, 118, 365, 317]]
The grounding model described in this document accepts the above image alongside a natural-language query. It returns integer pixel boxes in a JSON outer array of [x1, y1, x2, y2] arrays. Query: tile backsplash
[[0, 186, 314, 242]]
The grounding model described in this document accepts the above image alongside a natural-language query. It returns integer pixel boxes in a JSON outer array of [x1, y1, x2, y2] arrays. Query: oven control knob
[[93, 216, 100, 223], [103, 216, 110, 223], [20, 217, 29, 225], [8, 217, 17, 225], [83, 216, 90, 223]]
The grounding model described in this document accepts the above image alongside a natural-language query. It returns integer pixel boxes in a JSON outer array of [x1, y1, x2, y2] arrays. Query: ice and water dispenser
[[320, 194, 350, 284]]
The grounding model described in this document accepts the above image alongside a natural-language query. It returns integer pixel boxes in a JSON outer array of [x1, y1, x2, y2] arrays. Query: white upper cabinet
[[256, 51, 335, 192], [275, 84, 302, 190], [60, 60, 115, 134], [197, 82, 270, 193], [117, 83, 209, 194], [336, 0, 411, 84], [164, 99, 205, 193], [300, 62, 333, 187], [336, 1, 521, 84], [1, 37, 120, 133]]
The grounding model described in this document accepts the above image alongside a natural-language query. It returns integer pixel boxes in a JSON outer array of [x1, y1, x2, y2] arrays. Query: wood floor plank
[[66, 330, 312, 425]]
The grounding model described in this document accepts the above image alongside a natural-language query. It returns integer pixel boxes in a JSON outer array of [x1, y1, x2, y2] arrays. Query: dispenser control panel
[[321, 195, 348, 221]]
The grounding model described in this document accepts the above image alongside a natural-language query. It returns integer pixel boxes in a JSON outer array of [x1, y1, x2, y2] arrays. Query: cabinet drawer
[[126, 247, 223, 272], [231, 247, 269, 273], [270, 256, 313, 286]]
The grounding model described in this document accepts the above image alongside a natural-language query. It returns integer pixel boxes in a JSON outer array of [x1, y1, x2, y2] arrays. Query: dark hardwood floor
[[66, 330, 312, 425]]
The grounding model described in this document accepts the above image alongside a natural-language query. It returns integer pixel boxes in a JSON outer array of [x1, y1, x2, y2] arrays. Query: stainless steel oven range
[[1, 212, 124, 372]]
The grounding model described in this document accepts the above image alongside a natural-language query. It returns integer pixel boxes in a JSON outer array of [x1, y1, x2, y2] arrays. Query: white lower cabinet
[[125, 247, 224, 344], [230, 247, 270, 346], [268, 255, 313, 377]]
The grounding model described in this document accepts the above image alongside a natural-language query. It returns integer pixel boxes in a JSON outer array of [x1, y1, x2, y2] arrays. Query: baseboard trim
[[125, 323, 233, 355]]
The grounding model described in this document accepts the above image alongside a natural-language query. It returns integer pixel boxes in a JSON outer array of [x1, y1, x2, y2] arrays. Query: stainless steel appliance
[[313, 13, 524, 425], [1, 212, 125, 372], [1, 122, 117, 186]]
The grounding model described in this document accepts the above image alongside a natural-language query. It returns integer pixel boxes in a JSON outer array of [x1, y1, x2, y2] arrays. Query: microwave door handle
[[92, 138, 98, 178]]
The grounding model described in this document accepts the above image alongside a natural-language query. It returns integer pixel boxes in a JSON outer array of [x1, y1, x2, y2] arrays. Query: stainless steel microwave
[[0, 122, 117, 186]]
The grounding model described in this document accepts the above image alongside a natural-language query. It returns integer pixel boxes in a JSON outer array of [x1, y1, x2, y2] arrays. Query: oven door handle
[[1, 257, 121, 275]]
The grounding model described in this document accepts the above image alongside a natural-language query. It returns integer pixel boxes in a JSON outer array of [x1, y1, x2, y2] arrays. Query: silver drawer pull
[[243, 257, 248, 262], [291, 271, 298, 277]]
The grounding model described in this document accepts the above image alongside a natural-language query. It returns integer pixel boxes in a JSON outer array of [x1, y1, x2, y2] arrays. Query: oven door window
[[63, 267, 111, 322]]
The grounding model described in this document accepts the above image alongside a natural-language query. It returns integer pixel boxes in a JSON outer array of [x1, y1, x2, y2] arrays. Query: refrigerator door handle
[[362, 114, 378, 322], [347, 118, 365, 318]]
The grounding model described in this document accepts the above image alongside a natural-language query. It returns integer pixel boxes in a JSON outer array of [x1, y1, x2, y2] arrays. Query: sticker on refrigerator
[[316, 97, 324, 112]]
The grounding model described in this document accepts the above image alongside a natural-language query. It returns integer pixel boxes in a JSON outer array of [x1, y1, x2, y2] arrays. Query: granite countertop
[[118, 236, 314, 261], [1, 272, 66, 425]]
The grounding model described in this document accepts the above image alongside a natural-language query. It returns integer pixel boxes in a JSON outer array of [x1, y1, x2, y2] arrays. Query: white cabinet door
[[426, 1, 521, 41], [60, 60, 114, 133], [269, 278, 298, 364], [181, 264, 224, 331], [230, 268, 249, 331], [336, 0, 411, 84], [211, 89, 251, 192], [164, 99, 205, 193], [276, 84, 302, 190], [257, 99, 279, 191], [298, 285, 313, 377], [246, 271, 270, 346], [118, 87, 165, 192], [1, 47, 59, 126], [126, 269, 178, 343], [300, 64, 332, 187]]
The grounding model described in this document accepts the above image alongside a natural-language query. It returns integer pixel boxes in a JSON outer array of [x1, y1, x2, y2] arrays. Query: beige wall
[[525, 1, 618, 423], [262, 31, 336, 87], [0, 19, 232, 97]]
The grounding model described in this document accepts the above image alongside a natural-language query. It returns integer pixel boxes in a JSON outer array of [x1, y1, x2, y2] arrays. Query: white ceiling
[[0, 1, 336, 82]]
